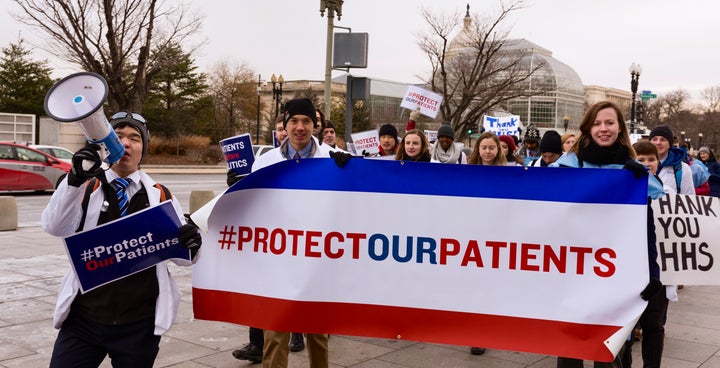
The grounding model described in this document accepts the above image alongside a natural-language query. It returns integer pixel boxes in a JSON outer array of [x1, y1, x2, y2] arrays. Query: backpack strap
[[673, 162, 683, 190], [77, 178, 101, 232], [154, 183, 172, 202]]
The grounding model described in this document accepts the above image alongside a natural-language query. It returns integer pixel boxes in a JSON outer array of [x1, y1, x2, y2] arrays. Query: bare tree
[[11, 0, 203, 112], [701, 85, 720, 114], [209, 61, 260, 140], [417, 1, 548, 139]]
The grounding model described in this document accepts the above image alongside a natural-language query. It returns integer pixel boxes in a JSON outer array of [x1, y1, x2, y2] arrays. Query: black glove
[[179, 223, 202, 253], [68, 143, 104, 187], [640, 278, 663, 301], [227, 170, 245, 187], [330, 151, 353, 168], [623, 160, 648, 179]]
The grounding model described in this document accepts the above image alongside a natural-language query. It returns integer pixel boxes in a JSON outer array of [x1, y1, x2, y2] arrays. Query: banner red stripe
[[192, 287, 619, 362]]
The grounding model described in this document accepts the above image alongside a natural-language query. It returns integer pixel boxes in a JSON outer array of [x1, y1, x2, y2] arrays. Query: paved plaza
[[1, 225, 719, 367]]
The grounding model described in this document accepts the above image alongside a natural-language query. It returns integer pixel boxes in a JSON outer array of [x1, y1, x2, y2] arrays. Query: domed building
[[447, 6, 585, 133]]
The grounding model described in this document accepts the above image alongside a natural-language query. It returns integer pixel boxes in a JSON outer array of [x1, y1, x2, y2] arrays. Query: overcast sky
[[2, 0, 719, 101]]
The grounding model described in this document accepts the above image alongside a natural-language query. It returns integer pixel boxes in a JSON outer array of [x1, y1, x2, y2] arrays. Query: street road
[[6, 173, 227, 228]]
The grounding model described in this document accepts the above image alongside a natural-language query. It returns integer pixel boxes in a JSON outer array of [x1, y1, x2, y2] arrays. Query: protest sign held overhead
[[483, 115, 522, 137], [400, 85, 443, 119]]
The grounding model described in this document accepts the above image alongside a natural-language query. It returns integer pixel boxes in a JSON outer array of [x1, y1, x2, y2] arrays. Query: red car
[[0, 142, 72, 191]]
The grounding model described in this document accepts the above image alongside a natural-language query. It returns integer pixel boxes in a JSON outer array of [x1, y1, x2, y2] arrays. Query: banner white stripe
[[195, 188, 647, 326]]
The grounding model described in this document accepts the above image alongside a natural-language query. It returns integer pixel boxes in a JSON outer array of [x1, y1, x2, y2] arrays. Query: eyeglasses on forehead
[[111, 112, 146, 124]]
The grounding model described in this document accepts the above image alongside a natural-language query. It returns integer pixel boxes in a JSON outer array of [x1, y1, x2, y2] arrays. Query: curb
[[142, 165, 227, 174]]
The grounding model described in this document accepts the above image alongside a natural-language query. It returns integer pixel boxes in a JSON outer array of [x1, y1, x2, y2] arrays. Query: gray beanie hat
[[437, 124, 455, 139]]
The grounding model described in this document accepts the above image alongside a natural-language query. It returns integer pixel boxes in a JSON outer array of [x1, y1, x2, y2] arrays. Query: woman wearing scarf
[[551, 101, 665, 368]]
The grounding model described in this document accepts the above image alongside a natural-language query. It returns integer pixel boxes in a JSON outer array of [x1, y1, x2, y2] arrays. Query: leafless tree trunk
[[701, 85, 720, 114], [210, 61, 259, 139], [417, 1, 549, 139], [11, 0, 203, 112]]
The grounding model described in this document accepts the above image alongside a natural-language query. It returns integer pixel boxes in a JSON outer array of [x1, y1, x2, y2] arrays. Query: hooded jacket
[[658, 147, 694, 195]]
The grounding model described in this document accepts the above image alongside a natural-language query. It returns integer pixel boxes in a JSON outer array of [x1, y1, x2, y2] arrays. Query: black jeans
[[50, 315, 160, 368], [620, 287, 669, 368]]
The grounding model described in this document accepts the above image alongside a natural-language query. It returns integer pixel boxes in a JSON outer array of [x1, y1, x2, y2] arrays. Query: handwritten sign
[[652, 193, 720, 285], [483, 115, 521, 137]]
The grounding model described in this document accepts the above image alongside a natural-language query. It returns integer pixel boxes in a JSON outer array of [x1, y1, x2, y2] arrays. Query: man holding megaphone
[[42, 110, 203, 368]]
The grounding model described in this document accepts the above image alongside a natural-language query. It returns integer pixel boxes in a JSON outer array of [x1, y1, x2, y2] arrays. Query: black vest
[[71, 183, 160, 325]]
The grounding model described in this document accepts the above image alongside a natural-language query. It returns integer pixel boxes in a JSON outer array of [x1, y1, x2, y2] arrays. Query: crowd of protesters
[[221, 99, 711, 368]]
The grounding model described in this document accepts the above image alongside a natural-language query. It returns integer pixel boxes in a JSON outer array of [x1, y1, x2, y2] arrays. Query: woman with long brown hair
[[552, 101, 665, 368], [468, 131, 506, 166]]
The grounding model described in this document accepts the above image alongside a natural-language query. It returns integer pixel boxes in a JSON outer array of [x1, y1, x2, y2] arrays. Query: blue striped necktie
[[112, 177, 131, 217]]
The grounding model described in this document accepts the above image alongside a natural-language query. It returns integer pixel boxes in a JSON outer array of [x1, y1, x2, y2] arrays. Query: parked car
[[252, 144, 274, 157], [30, 144, 109, 169], [0, 142, 72, 191], [29, 144, 74, 164]]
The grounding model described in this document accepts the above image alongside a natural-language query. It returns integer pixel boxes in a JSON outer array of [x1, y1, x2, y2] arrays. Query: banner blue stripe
[[230, 158, 648, 205]]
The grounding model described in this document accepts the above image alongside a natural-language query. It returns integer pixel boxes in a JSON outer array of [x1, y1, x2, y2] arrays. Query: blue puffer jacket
[[551, 152, 662, 280]]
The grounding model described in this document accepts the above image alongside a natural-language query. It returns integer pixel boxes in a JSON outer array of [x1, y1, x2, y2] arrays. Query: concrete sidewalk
[[1, 226, 718, 368]]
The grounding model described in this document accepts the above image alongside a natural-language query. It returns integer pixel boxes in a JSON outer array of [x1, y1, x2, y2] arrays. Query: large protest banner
[[652, 193, 720, 285], [400, 85, 443, 119], [192, 160, 650, 361], [65, 201, 189, 293]]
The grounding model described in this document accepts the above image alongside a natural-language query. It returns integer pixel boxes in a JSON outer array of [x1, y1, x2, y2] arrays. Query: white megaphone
[[44, 72, 125, 164]]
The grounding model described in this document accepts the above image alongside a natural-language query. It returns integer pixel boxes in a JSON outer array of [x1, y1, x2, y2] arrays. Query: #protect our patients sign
[[192, 159, 651, 362], [64, 201, 190, 293]]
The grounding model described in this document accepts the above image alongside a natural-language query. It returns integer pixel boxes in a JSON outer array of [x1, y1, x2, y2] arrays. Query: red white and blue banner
[[192, 159, 650, 361], [65, 201, 190, 293]]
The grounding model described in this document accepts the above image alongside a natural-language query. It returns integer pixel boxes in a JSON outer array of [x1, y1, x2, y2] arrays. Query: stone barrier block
[[189, 190, 215, 214], [0, 196, 18, 231]]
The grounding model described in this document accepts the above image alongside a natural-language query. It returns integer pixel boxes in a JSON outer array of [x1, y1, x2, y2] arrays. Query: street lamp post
[[681, 131, 686, 147], [629, 63, 642, 134], [699, 133, 704, 147], [562, 115, 570, 133], [256, 74, 262, 144], [271, 74, 284, 120], [320, 0, 344, 120]]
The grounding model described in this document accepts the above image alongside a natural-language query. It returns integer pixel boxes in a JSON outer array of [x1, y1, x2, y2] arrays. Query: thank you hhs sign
[[400, 85, 443, 119], [652, 193, 720, 285], [483, 115, 521, 137]]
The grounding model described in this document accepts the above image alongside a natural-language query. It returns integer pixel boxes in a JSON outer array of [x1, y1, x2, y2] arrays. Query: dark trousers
[[50, 315, 160, 368], [250, 326, 264, 347], [557, 344, 626, 368], [557, 354, 624, 368], [621, 289, 669, 368]]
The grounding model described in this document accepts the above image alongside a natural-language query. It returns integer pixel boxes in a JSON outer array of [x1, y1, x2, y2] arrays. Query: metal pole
[[323, 9, 334, 120], [321, 1, 343, 121], [345, 74, 353, 144], [256, 74, 261, 144]]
